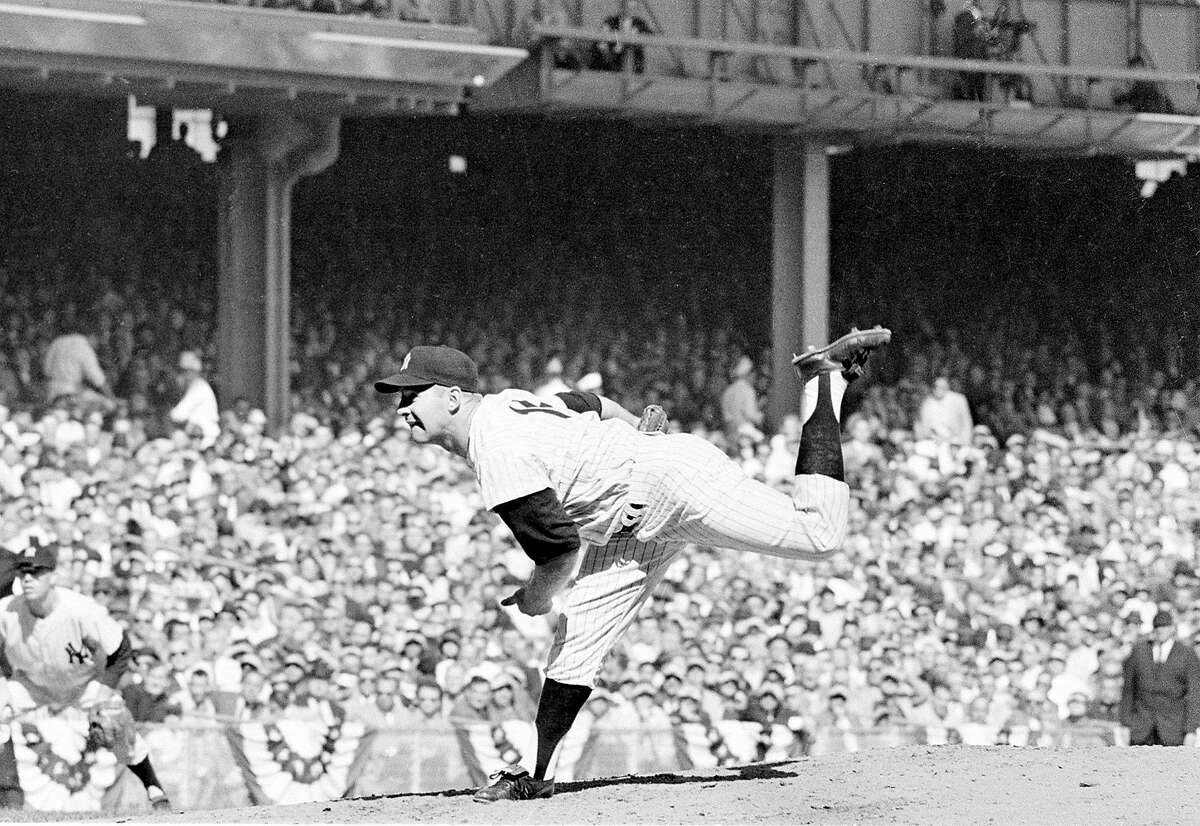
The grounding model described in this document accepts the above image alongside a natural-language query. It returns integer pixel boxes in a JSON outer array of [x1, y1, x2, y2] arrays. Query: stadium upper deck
[[0, 0, 1196, 156]]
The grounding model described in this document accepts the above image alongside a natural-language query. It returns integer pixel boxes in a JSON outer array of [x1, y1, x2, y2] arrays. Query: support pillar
[[216, 113, 340, 429], [1126, 0, 1141, 61], [769, 137, 830, 430]]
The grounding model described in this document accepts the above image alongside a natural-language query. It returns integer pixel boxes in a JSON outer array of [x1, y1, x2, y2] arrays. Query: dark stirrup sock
[[795, 373, 845, 482], [532, 678, 592, 779], [0, 740, 21, 808], [127, 757, 163, 791]]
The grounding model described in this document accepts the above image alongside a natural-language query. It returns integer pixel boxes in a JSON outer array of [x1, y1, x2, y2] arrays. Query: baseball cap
[[374, 346, 478, 393], [1153, 610, 1175, 629], [17, 542, 59, 573]]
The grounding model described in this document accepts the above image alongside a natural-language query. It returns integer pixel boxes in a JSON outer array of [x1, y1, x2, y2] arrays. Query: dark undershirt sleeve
[[99, 632, 134, 688], [555, 391, 602, 415], [494, 488, 581, 565]]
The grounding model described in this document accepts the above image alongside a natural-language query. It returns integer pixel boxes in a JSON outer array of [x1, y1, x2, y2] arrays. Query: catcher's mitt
[[87, 700, 136, 762], [637, 404, 668, 433]]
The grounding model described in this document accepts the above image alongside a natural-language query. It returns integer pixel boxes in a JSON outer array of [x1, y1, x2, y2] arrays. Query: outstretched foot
[[473, 765, 555, 802], [792, 326, 891, 382], [147, 785, 172, 812]]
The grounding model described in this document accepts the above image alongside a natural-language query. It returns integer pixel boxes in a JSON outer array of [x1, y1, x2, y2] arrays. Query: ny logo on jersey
[[508, 400, 570, 419], [64, 642, 89, 665]]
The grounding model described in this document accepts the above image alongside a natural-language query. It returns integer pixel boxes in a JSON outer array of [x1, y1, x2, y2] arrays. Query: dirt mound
[[143, 746, 1200, 825]]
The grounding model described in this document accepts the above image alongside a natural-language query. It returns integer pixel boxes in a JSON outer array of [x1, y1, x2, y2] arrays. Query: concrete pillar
[[216, 113, 340, 428], [769, 137, 830, 430]]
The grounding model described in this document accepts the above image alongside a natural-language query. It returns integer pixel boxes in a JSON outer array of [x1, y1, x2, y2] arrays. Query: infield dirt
[[131, 745, 1197, 825]]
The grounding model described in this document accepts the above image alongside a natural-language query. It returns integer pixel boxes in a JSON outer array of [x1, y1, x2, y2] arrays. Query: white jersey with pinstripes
[[467, 389, 643, 545], [467, 391, 852, 689], [0, 588, 123, 707], [466, 388, 849, 561]]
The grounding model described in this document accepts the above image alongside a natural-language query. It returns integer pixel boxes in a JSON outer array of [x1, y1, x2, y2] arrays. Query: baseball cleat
[[473, 765, 555, 802], [792, 326, 891, 382], [147, 785, 172, 812]]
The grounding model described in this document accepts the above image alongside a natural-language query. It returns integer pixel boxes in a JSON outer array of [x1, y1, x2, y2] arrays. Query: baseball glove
[[87, 700, 136, 762], [637, 404, 668, 433]]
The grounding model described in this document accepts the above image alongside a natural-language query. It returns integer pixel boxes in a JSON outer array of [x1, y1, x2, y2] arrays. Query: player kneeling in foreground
[[373, 327, 890, 802], [0, 543, 173, 812]]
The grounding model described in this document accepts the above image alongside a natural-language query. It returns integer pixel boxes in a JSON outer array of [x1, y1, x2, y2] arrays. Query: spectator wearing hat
[[1119, 609, 1200, 746], [169, 351, 219, 447], [490, 672, 536, 721]]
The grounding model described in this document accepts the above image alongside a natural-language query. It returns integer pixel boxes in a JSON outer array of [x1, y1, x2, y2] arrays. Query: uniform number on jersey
[[509, 400, 571, 419]]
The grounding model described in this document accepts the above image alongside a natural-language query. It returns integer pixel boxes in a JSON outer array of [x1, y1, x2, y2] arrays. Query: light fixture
[[0, 1, 145, 24]]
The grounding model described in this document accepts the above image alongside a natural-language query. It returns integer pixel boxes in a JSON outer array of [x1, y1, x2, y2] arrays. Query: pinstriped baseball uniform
[[469, 389, 849, 687], [0, 588, 123, 708], [0, 588, 151, 763]]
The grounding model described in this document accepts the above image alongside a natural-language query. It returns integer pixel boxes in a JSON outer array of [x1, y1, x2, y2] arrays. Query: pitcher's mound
[[150, 746, 1200, 825]]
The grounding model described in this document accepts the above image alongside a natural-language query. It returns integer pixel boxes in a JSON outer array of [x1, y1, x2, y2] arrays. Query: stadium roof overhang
[[473, 26, 1200, 160], [0, 0, 527, 115]]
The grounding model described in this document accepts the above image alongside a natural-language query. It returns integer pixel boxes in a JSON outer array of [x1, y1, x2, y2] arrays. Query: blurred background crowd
[[1, 109, 1198, 753]]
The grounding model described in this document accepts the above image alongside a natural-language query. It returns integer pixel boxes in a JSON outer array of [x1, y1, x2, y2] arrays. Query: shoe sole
[[792, 327, 892, 378], [473, 785, 555, 803]]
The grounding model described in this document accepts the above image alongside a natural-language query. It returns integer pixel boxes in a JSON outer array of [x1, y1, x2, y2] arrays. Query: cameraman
[[952, 0, 990, 101]]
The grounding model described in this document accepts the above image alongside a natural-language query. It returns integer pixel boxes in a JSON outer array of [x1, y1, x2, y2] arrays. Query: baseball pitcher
[[373, 327, 890, 802]]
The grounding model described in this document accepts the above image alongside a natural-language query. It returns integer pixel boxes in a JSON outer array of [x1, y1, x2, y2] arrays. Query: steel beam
[[533, 25, 1200, 86]]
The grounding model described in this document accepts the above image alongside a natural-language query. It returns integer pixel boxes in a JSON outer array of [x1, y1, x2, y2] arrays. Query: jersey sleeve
[[78, 594, 125, 656], [477, 447, 556, 510]]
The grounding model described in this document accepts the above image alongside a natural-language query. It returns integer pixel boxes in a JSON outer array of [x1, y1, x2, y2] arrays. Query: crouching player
[[0, 543, 171, 811]]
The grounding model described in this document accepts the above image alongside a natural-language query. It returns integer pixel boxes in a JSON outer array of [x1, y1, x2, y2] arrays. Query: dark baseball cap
[[374, 346, 478, 393], [17, 542, 59, 573]]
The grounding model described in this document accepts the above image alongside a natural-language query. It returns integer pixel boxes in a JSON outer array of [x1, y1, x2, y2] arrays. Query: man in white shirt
[[170, 352, 220, 447], [916, 376, 974, 444], [42, 329, 113, 411]]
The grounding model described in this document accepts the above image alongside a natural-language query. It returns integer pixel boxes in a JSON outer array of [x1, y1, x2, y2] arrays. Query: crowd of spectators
[[2, 113, 1200, 755], [2, 278, 1198, 749]]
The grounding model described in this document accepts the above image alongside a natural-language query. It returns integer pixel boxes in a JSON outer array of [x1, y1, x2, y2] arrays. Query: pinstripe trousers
[[545, 432, 849, 686]]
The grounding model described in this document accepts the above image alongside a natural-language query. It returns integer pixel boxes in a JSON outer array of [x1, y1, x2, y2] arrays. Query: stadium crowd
[[2, 271, 1197, 752]]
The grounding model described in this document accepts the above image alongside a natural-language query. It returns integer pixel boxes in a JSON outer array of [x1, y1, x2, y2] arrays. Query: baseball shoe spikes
[[147, 785, 172, 812], [792, 325, 891, 382], [473, 765, 555, 802]]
